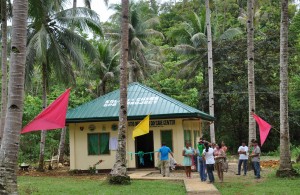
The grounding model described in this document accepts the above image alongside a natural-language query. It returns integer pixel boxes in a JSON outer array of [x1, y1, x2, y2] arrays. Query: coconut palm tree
[[205, 0, 215, 143], [108, 0, 130, 185], [26, 0, 102, 171], [92, 40, 119, 96], [172, 11, 242, 80], [171, 8, 241, 142], [0, 0, 8, 145], [107, 1, 163, 83], [0, 0, 28, 193], [0, 0, 13, 146], [247, 0, 256, 145], [276, 0, 295, 177]]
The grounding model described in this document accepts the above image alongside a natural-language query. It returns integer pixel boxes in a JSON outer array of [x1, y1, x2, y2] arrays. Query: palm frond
[[145, 29, 164, 39], [173, 44, 197, 55], [55, 8, 102, 36], [25, 48, 37, 86], [217, 28, 243, 41], [47, 31, 76, 85], [131, 37, 145, 50], [143, 17, 160, 28], [191, 32, 207, 48], [26, 25, 48, 63], [60, 28, 98, 65]]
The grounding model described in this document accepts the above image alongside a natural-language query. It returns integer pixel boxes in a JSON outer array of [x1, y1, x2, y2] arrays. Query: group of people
[[197, 138, 227, 183], [236, 139, 261, 179], [157, 138, 261, 183]]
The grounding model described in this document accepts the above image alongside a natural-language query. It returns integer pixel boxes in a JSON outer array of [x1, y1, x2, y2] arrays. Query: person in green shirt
[[197, 137, 207, 181]]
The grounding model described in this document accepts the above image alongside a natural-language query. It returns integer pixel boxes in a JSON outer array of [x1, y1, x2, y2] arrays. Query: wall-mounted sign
[[103, 97, 159, 107], [128, 120, 175, 127]]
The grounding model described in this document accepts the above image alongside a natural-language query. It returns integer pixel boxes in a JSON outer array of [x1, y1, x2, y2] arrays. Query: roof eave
[[66, 113, 215, 124]]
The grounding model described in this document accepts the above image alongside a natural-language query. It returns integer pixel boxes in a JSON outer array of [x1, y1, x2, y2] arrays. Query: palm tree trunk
[[247, 0, 256, 145], [73, 0, 77, 9], [0, 0, 8, 146], [0, 0, 28, 193], [205, 0, 215, 143], [276, 0, 296, 178], [108, 0, 130, 185], [38, 63, 48, 171], [58, 127, 67, 163]]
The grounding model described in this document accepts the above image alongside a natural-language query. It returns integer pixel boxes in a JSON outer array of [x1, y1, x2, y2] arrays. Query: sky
[[78, 0, 121, 22], [66, 0, 121, 22], [69, 0, 168, 22]]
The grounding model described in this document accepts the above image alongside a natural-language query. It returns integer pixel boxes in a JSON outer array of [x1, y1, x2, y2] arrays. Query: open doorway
[[135, 131, 154, 168]]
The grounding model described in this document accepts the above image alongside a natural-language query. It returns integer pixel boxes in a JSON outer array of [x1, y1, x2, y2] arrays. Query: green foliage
[[291, 145, 300, 159], [293, 163, 300, 175], [88, 166, 96, 174]]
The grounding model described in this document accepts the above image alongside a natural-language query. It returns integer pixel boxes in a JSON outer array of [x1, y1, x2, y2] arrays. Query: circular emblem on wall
[[88, 124, 96, 131], [112, 124, 118, 131]]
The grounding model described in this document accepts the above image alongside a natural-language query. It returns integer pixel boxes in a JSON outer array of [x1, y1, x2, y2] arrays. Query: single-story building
[[66, 82, 215, 171]]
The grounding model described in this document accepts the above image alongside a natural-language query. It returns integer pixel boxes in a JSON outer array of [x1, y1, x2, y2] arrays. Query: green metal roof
[[66, 82, 215, 123]]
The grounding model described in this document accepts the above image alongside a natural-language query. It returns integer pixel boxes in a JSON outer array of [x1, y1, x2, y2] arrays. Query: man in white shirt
[[236, 141, 248, 176]]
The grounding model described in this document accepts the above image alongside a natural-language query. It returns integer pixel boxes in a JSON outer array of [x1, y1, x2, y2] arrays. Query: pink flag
[[252, 113, 272, 146], [21, 88, 71, 134]]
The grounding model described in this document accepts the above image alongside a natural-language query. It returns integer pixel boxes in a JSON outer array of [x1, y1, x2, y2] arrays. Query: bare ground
[[18, 157, 279, 181]]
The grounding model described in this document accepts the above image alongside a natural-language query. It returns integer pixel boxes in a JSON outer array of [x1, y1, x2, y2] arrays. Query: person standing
[[236, 141, 249, 176], [183, 142, 194, 178], [214, 143, 226, 182], [221, 141, 228, 153], [158, 143, 173, 177], [197, 138, 207, 181], [249, 140, 261, 179], [203, 142, 215, 183]]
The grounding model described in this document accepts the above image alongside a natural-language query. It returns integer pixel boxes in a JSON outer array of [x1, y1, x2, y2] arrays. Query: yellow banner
[[132, 115, 150, 140]]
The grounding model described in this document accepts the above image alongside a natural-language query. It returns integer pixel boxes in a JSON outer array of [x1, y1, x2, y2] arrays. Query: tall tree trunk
[[108, 0, 130, 185], [205, 0, 215, 143], [276, 0, 296, 177], [73, 0, 77, 9], [247, 0, 256, 145], [38, 63, 48, 171], [58, 127, 67, 163], [0, 0, 28, 193], [0, 0, 8, 145]]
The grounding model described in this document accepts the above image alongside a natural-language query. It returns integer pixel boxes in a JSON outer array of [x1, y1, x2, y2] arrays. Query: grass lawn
[[18, 176, 186, 195], [214, 170, 300, 195]]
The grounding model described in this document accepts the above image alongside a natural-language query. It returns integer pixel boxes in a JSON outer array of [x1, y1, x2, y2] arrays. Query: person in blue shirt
[[158, 143, 173, 177]]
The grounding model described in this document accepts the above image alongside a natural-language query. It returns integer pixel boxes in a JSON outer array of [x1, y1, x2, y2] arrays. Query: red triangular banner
[[21, 88, 71, 134], [252, 113, 272, 146]]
